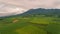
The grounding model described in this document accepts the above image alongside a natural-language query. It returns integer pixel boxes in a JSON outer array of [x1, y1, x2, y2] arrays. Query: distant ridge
[[20, 8, 60, 17], [0, 8, 60, 18]]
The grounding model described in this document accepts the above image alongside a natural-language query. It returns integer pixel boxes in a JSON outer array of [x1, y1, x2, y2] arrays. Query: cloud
[[0, 0, 60, 9], [0, 0, 60, 16], [0, 3, 27, 17]]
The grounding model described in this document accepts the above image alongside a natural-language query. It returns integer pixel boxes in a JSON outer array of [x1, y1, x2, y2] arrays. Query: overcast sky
[[0, 0, 60, 9], [0, 0, 60, 16]]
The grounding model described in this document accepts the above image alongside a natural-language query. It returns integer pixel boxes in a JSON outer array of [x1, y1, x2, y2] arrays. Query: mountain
[[1, 8, 60, 18], [19, 8, 60, 17]]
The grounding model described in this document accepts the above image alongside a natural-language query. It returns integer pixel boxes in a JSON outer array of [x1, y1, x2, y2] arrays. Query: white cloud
[[0, 0, 60, 16], [0, 4, 27, 17], [0, 0, 60, 9]]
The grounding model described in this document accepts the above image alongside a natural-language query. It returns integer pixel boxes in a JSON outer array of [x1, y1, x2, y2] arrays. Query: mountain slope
[[20, 8, 60, 17], [1, 8, 60, 18]]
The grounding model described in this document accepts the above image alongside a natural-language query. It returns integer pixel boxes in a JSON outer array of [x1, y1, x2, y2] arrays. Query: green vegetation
[[0, 15, 60, 34], [0, 8, 60, 34]]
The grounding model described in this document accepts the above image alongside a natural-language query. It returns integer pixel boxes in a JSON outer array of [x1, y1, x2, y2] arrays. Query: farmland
[[0, 15, 60, 34], [0, 8, 60, 34]]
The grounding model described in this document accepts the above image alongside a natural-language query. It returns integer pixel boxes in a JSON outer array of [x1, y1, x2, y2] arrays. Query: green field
[[0, 16, 60, 34]]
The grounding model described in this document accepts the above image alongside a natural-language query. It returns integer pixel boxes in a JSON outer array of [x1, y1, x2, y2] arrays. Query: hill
[[0, 8, 60, 34], [20, 8, 60, 17]]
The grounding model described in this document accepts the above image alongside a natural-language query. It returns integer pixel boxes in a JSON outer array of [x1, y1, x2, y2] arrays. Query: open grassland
[[0, 16, 60, 34]]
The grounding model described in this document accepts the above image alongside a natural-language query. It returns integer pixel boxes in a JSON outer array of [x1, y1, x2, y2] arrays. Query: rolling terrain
[[0, 8, 60, 34]]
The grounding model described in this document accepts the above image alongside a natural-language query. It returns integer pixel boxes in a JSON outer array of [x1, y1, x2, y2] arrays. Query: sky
[[0, 0, 60, 9], [0, 0, 60, 16]]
